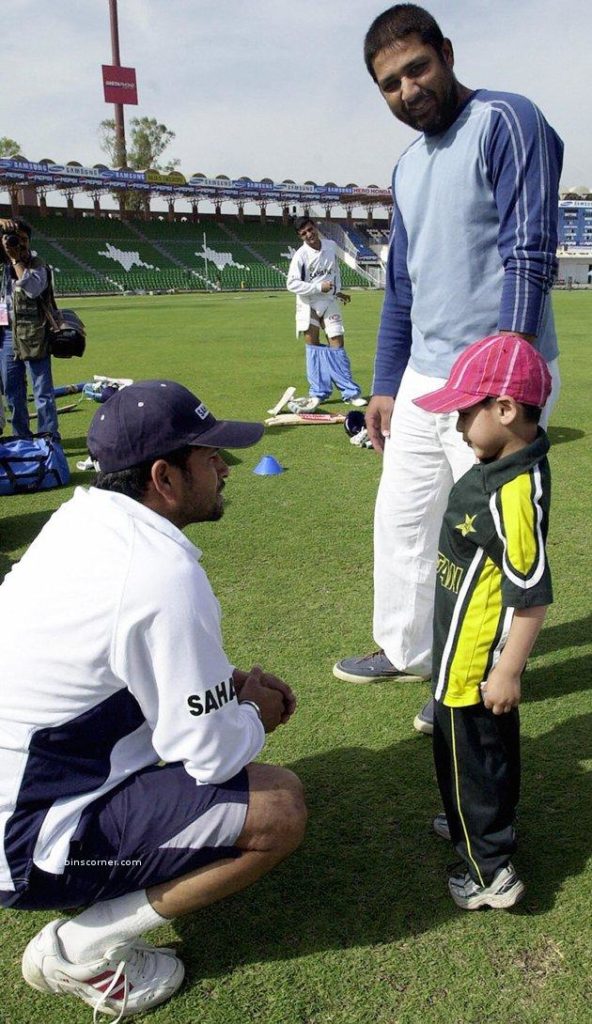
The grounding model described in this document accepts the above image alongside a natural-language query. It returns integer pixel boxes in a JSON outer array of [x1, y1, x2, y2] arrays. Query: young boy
[[286, 217, 366, 411], [413, 333, 553, 910]]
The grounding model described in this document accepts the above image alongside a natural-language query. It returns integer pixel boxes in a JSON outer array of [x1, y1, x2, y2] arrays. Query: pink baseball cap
[[413, 334, 552, 414]]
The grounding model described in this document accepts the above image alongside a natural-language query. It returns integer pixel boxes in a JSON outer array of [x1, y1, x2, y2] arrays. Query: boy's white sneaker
[[22, 918, 184, 1021], [432, 812, 451, 841], [348, 396, 367, 407], [448, 863, 525, 910]]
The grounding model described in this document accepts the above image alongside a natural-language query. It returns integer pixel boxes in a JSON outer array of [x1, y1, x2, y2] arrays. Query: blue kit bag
[[0, 437, 70, 495]]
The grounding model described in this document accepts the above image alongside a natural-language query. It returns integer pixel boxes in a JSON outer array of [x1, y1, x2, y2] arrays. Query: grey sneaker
[[433, 812, 451, 841], [413, 698, 434, 735], [448, 863, 525, 910], [333, 650, 429, 684]]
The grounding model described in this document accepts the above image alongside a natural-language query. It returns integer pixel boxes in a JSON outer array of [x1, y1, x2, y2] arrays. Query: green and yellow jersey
[[433, 430, 552, 708]]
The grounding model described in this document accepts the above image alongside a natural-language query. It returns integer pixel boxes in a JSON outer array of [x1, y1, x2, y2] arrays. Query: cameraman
[[0, 217, 59, 439]]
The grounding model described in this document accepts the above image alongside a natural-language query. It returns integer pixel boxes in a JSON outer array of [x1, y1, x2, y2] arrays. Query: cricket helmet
[[344, 410, 366, 437]]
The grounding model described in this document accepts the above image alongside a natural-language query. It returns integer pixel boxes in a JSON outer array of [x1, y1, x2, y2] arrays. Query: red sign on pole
[[102, 65, 138, 105]]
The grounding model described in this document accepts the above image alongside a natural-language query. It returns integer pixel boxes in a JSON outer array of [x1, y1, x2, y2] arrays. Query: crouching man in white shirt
[[0, 379, 306, 1021]]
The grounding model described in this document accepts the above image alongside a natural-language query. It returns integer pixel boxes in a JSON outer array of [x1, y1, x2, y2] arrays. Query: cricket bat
[[265, 412, 346, 426], [267, 386, 296, 416], [94, 375, 134, 387], [31, 401, 80, 418]]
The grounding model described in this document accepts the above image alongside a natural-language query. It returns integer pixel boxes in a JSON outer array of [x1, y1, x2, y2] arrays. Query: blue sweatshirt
[[372, 89, 564, 396]]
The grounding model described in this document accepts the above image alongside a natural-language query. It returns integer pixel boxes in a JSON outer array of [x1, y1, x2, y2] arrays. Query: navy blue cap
[[87, 380, 264, 473]]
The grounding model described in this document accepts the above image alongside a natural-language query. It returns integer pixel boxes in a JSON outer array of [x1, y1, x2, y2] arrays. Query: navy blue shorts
[[1, 762, 249, 910]]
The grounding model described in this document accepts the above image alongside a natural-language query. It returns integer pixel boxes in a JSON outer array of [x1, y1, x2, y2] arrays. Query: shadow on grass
[[175, 714, 592, 983], [0, 509, 55, 580], [175, 735, 444, 977], [535, 614, 592, 657], [61, 434, 91, 457], [547, 424, 586, 446], [516, 712, 592, 914], [67, 471, 95, 488], [263, 424, 323, 437], [520, 617, 592, 703]]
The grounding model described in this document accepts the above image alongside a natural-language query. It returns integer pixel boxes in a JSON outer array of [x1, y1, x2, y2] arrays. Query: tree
[[99, 116, 180, 213], [99, 116, 179, 172], [0, 137, 22, 159]]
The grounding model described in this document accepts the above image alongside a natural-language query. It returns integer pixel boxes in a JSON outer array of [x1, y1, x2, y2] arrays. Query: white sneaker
[[348, 396, 367, 407], [350, 427, 372, 448], [448, 863, 525, 910], [22, 919, 184, 1021]]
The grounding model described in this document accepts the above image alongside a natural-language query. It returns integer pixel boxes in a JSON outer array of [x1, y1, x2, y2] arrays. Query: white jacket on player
[[0, 487, 265, 892], [286, 238, 342, 333]]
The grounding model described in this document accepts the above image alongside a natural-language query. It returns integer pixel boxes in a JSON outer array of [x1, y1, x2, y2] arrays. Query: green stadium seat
[[14, 212, 375, 295]]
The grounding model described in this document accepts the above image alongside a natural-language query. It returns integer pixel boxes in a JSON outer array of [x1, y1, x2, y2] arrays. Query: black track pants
[[433, 700, 520, 885]]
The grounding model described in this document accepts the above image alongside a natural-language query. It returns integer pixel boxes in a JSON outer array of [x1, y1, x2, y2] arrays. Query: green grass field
[[1, 290, 591, 1024]]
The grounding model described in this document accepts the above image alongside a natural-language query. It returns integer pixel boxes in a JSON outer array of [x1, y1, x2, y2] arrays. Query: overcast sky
[[3, 0, 590, 194]]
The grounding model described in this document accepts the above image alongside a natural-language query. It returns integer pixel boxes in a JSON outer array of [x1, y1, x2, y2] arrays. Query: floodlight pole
[[108, 0, 127, 167], [203, 232, 210, 289]]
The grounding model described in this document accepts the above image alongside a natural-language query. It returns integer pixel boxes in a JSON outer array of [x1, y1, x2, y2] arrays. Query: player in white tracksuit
[[286, 218, 365, 408], [0, 382, 306, 1021]]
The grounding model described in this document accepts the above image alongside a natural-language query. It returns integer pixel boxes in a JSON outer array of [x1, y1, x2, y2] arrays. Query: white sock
[[57, 890, 170, 964]]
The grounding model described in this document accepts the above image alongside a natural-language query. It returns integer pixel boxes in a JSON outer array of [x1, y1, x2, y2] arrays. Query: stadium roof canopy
[[0, 158, 392, 209]]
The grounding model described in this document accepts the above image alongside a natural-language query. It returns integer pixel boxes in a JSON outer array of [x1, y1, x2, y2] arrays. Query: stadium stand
[[342, 227, 378, 262], [14, 211, 380, 296], [559, 204, 592, 248], [362, 226, 390, 245], [318, 220, 383, 288], [1, 182, 588, 294]]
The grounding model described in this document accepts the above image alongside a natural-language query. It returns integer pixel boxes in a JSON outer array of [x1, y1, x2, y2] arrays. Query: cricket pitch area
[[1, 289, 591, 1024]]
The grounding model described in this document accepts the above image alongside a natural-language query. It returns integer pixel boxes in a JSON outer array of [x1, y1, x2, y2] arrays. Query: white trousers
[[373, 361, 560, 676]]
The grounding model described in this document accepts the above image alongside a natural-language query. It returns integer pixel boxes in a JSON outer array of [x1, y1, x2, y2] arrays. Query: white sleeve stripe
[[532, 104, 555, 330], [490, 100, 557, 332], [490, 105, 529, 330], [489, 466, 546, 589], [435, 547, 486, 702], [535, 104, 550, 252], [491, 607, 515, 669]]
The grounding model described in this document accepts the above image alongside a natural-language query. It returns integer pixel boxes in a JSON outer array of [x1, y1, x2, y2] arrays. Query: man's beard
[[207, 485, 225, 521], [181, 485, 225, 526], [405, 79, 460, 135], [208, 496, 225, 521]]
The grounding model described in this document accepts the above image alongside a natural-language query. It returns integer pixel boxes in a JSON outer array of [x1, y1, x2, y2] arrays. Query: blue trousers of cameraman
[[0, 328, 59, 439]]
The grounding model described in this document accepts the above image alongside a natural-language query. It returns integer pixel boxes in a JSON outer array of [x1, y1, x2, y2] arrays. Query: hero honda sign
[[102, 65, 138, 105]]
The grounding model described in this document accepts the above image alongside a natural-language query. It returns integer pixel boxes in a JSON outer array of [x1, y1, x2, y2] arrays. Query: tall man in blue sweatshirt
[[333, 4, 563, 731]]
